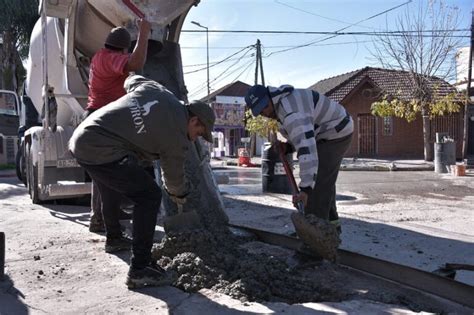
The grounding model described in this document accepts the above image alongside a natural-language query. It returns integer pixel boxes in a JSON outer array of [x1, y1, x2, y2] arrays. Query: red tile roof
[[198, 81, 251, 102], [308, 67, 458, 102]]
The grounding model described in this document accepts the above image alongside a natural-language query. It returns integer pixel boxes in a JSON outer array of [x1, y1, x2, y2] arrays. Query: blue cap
[[245, 85, 270, 116]]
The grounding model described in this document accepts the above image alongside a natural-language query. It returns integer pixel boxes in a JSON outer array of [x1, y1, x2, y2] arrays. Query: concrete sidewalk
[[210, 156, 435, 171]]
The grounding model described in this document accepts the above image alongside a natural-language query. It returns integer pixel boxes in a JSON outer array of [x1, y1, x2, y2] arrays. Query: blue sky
[[179, 0, 472, 100]]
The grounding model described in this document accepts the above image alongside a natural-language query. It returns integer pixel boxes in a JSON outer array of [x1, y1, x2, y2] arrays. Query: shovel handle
[[123, 0, 145, 18], [277, 142, 305, 213], [277, 142, 299, 195]]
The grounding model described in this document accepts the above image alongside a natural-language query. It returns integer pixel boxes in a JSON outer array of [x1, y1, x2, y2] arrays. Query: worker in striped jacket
[[245, 84, 353, 232]]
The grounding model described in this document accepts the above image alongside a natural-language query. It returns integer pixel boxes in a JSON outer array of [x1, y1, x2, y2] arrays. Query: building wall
[[341, 81, 425, 158], [0, 134, 18, 164], [377, 116, 424, 158]]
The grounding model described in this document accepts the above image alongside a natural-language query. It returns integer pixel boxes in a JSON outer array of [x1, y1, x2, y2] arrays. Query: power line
[[265, 0, 415, 57], [187, 50, 254, 98], [230, 59, 255, 84], [182, 40, 377, 54], [181, 29, 469, 36], [274, 0, 378, 31], [183, 55, 253, 67], [209, 49, 254, 85], [183, 45, 253, 74], [188, 56, 255, 99]]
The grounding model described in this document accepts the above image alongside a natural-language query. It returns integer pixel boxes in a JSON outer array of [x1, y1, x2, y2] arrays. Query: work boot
[[105, 235, 132, 253], [126, 263, 173, 289], [89, 218, 105, 233]]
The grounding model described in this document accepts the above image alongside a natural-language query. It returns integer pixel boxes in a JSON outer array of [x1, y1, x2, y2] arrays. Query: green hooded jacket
[[69, 75, 189, 196]]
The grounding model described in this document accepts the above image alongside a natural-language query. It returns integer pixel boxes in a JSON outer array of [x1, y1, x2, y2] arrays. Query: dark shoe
[[126, 264, 173, 289], [105, 236, 132, 253], [89, 219, 105, 233], [119, 210, 132, 220]]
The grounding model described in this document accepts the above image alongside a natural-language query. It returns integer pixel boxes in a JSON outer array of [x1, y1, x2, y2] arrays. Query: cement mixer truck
[[17, 0, 226, 223]]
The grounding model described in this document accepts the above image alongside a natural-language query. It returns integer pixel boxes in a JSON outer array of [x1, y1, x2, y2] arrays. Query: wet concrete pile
[[152, 228, 350, 303], [151, 226, 461, 313]]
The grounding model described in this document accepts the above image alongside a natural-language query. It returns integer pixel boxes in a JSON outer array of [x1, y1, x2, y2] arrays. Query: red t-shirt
[[86, 48, 129, 110]]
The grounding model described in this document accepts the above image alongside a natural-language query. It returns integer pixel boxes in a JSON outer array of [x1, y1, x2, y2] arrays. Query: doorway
[[358, 114, 377, 156]]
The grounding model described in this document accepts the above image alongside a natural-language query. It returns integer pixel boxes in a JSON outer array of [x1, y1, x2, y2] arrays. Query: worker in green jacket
[[69, 75, 215, 289]]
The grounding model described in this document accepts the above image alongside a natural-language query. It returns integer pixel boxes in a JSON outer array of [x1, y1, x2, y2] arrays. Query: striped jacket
[[271, 86, 353, 189]]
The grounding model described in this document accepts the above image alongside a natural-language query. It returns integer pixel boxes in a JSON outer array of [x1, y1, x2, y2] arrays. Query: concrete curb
[[211, 164, 434, 172], [211, 158, 434, 172], [340, 166, 434, 172], [0, 171, 16, 178]]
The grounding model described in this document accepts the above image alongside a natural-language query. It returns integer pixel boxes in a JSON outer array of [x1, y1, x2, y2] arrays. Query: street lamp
[[191, 21, 210, 98]]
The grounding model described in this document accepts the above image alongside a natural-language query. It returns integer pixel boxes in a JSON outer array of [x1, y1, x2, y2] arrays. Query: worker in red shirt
[[86, 18, 152, 233]]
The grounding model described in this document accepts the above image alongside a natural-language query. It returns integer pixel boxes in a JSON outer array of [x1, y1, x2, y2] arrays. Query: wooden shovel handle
[[277, 142, 304, 213], [123, 0, 145, 18]]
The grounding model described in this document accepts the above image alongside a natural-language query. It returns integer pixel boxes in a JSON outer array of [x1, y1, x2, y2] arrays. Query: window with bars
[[383, 116, 393, 136]]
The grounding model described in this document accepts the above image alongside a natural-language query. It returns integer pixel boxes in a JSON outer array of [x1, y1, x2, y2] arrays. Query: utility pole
[[462, 10, 473, 161], [258, 40, 265, 86], [250, 39, 267, 156], [254, 39, 265, 86]]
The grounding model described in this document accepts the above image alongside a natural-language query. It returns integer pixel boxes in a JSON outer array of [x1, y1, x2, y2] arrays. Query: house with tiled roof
[[200, 81, 255, 157], [309, 67, 465, 159]]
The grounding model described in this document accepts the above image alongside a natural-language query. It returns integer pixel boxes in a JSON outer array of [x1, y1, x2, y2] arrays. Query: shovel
[[163, 202, 202, 235], [277, 142, 339, 262], [154, 160, 202, 235]]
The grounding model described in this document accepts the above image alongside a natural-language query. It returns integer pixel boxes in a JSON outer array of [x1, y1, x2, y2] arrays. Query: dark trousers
[[305, 134, 352, 222], [79, 156, 161, 269], [90, 181, 103, 223], [82, 108, 104, 224]]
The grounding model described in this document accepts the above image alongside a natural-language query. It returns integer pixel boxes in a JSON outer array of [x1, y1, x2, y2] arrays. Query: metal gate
[[358, 114, 377, 156]]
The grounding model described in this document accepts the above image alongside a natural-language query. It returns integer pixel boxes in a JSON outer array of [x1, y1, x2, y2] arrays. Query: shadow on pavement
[[0, 178, 27, 201], [43, 203, 91, 229], [0, 275, 29, 315]]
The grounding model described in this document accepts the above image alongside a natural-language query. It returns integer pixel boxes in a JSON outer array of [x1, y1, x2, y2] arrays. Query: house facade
[[201, 81, 251, 157], [309, 67, 464, 159]]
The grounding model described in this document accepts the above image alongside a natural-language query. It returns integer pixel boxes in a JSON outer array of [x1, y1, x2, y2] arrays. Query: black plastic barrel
[[434, 141, 456, 173], [261, 142, 293, 194]]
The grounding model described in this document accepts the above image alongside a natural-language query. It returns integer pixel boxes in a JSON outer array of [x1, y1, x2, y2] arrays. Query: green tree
[[0, 0, 39, 91], [244, 109, 278, 140], [370, 0, 466, 161]]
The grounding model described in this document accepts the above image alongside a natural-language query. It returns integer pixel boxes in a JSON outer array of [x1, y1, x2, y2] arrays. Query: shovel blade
[[291, 212, 340, 263], [163, 210, 203, 235]]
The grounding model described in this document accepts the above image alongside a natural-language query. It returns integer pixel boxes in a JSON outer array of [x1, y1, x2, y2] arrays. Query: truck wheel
[[26, 146, 42, 204], [15, 148, 26, 186]]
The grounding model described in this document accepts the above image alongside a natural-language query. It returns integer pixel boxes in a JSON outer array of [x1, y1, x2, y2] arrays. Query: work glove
[[292, 191, 308, 213], [169, 194, 187, 207]]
